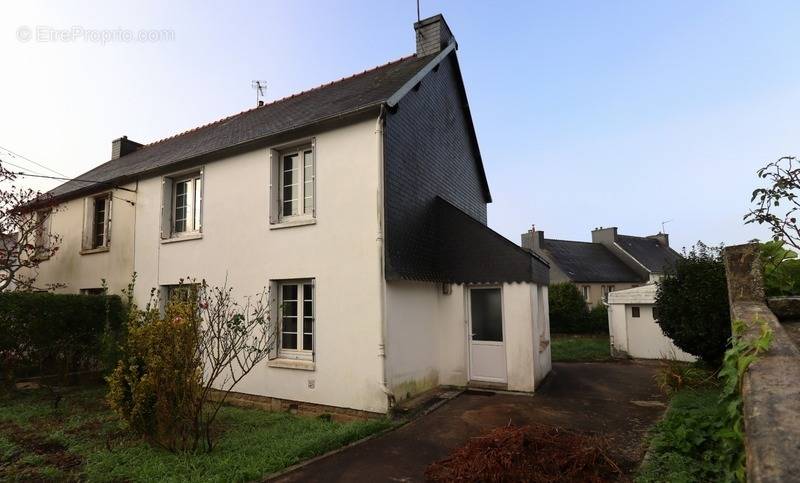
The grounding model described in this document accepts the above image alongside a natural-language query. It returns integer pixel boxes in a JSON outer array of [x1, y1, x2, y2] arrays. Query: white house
[[607, 284, 695, 362], [26, 15, 552, 416]]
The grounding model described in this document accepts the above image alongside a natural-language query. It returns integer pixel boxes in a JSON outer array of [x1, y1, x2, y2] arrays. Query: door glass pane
[[470, 288, 503, 342]]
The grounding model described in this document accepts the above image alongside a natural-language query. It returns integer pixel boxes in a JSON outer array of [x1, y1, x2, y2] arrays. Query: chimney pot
[[414, 14, 455, 57]]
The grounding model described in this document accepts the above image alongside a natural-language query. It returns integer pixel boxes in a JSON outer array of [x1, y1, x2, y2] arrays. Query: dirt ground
[[272, 361, 667, 482]]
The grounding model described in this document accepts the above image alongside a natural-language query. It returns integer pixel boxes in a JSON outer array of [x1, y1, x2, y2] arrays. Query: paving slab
[[271, 361, 666, 482]]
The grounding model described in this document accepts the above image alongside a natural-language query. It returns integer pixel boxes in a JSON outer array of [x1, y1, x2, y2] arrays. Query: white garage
[[607, 284, 695, 362]]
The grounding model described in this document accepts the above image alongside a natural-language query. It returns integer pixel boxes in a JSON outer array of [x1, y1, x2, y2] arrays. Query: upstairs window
[[82, 194, 111, 251], [582, 285, 590, 302], [161, 171, 203, 239], [269, 141, 315, 224], [632, 306, 641, 318], [92, 195, 110, 248]]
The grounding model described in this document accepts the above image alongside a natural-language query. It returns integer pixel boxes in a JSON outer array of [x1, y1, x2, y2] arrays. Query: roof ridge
[[145, 53, 418, 148], [544, 238, 597, 245]]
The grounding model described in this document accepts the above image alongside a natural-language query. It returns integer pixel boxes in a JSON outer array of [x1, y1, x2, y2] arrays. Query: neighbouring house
[[521, 226, 681, 305], [607, 284, 695, 361], [25, 15, 551, 416]]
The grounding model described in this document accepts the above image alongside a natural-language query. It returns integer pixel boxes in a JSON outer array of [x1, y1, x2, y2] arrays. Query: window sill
[[161, 233, 203, 244], [80, 246, 110, 256], [269, 218, 316, 230], [267, 358, 315, 371]]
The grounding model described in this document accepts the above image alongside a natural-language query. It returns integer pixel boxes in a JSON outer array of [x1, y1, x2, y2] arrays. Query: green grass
[[0, 386, 393, 482], [636, 387, 730, 483], [551, 334, 612, 362]]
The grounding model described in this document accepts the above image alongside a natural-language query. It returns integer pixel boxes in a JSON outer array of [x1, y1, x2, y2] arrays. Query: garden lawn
[[636, 387, 729, 482], [551, 334, 612, 362], [0, 385, 393, 482]]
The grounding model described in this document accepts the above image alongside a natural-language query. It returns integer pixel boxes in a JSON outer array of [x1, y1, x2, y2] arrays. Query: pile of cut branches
[[425, 424, 620, 482]]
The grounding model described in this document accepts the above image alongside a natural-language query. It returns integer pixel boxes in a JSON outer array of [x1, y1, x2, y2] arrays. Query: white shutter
[[268, 149, 281, 224], [268, 280, 279, 360], [105, 196, 112, 246], [160, 178, 173, 239], [81, 198, 93, 250], [311, 138, 316, 218]]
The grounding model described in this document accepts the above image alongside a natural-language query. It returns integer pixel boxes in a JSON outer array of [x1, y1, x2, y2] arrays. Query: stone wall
[[723, 243, 800, 482]]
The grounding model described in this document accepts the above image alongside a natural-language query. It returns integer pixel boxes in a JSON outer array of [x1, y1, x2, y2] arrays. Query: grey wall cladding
[[384, 53, 488, 281]]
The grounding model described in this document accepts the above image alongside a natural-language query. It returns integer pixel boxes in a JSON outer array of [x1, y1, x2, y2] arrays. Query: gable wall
[[384, 53, 488, 280]]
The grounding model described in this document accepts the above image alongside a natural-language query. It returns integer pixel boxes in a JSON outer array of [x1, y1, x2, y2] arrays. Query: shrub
[[587, 303, 609, 333], [107, 291, 202, 450], [0, 292, 127, 384], [548, 283, 590, 333], [654, 242, 731, 364], [107, 280, 276, 452]]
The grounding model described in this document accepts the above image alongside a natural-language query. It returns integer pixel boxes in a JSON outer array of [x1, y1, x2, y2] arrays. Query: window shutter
[[81, 198, 93, 250], [310, 278, 316, 362], [105, 196, 112, 246], [160, 178, 173, 239], [311, 138, 317, 218], [268, 149, 280, 224], [268, 280, 279, 360]]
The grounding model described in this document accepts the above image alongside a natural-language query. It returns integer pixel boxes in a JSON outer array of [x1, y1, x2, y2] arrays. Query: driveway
[[272, 361, 666, 482]]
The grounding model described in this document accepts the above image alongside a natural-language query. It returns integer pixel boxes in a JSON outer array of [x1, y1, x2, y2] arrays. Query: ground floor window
[[278, 280, 314, 360], [80, 288, 106, 296]]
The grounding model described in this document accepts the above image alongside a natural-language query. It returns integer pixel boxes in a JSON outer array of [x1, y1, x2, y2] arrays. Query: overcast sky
[[1, 1, 797, 250]]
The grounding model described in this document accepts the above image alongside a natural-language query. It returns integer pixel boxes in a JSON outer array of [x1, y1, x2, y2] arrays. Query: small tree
[[0, 161, 60, 291], [746, 156, 800, 251], [107, 279, 275, 452], [548, 283, 590, 333], [655, 242, 731, 364]]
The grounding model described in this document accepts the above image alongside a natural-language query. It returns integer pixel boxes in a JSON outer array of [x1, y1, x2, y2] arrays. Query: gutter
[[375, 105, 395, 409]]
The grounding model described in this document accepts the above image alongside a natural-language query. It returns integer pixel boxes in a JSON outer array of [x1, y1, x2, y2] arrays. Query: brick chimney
[[521, 226, 545, 252], [111, 136, 142, 160], [591, 226, 618, 245], [414, 14, 455, 57]]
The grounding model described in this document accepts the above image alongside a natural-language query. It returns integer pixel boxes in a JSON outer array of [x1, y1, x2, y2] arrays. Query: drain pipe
[[375, 104, 395, 409]]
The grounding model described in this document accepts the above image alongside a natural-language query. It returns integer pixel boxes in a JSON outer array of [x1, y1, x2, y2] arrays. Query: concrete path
[[272, 362, 666, 482]]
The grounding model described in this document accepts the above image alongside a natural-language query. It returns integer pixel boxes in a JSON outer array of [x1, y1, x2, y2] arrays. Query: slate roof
[[433, 197, 549, 284], [47, 53, 442, 202], [616, 235, 681, 273], [542, 239, 643, 283]]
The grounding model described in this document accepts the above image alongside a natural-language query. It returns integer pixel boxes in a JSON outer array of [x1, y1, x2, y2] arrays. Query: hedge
[[548, 283, 609, 334], [0, 292, 127, 382]]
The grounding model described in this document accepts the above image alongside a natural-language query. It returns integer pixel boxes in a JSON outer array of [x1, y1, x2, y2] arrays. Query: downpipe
[[375, 105, 395, 409]]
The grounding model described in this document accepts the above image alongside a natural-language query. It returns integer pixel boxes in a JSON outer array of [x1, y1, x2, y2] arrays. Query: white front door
[[468, 287, 507, 383]]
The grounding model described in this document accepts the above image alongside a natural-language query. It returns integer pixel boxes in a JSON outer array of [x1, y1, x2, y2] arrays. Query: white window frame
[[277, 279, 314, 361], [161, 170, 203, 241], [91, 193, 111, 249], [582, 285, 590, 302], [279, 146, 314, 221]]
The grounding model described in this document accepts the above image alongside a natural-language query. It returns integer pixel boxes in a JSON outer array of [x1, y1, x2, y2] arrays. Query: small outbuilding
[[607, 284, 695, 362]]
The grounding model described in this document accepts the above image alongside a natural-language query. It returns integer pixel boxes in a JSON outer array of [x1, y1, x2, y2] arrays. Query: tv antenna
[[661, 219, 673, 233], [251, 80, 267, 106]]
